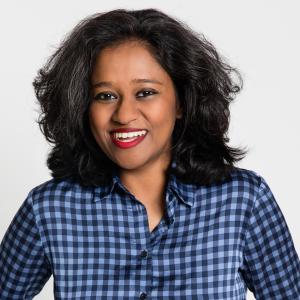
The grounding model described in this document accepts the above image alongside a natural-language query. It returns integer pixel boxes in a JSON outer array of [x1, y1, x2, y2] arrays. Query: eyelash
[[94, 90, 157, 101]]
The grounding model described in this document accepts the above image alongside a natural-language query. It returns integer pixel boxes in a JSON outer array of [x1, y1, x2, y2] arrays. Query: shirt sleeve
[[241, 175, 300, 299], [0, 190, 52, 299]]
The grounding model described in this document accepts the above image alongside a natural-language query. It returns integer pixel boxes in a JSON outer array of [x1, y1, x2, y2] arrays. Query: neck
[[119, 157, 171, 208]]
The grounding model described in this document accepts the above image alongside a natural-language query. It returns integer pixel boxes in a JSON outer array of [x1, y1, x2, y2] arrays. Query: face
[[89, 40, 182, 173]]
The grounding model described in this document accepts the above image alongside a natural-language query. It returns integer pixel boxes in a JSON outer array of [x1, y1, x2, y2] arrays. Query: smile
[[110, 131, 147, 149]]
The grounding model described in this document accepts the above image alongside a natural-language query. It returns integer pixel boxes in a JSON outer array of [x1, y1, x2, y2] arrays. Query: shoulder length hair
[[33, 8, 248, 187]]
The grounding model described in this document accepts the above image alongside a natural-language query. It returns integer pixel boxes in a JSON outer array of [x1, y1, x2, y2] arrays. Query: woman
[[0, 8, 299, 299]]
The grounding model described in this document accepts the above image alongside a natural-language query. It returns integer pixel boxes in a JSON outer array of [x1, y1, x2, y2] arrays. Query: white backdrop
[[0, 1, 299, 299]]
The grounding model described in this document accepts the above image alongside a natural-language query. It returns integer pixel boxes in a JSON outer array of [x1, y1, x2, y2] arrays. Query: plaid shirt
[[0, 167, 299, 299]]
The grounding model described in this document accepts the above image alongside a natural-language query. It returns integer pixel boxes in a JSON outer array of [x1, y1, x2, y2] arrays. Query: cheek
[[88, 113, 108, 150], [88, 109, 105, 142], [88, 110, 97, 132], [89, 105, 105, 130], [149, 101, 177, 128]]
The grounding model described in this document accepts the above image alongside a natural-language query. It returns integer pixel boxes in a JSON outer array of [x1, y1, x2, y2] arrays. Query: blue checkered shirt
[[1, 167, 299, 299]]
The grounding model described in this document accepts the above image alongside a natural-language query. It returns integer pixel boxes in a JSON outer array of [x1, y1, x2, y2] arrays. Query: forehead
[[91, 41, 170, 83], [97, 39, 152, 60]]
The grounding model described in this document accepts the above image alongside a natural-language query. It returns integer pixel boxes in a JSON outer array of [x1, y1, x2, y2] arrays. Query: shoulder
[[229, 166, 263, 188], [27, 177, 94, 209], [224, 166, 270, 207], [230, 166, 260, 181], [206, 166, 266, 203]]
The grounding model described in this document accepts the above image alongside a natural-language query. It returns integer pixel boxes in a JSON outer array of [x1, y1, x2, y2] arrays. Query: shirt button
[[139, 292, 147, 299], [140, 249, 148, 258], [168, 217, 174, 225]]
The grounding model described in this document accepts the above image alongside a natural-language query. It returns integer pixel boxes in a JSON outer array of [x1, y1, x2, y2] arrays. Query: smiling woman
[[30, 9, 247, 189], [0, 8, 299, 300], [89, 40, 182, 178]]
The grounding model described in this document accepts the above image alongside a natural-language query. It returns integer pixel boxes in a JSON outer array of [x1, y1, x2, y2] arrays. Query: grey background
[[0, 1, 299, 299]]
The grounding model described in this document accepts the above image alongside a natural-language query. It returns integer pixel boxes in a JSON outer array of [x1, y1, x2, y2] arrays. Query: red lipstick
[[110, 129, 147, 149]]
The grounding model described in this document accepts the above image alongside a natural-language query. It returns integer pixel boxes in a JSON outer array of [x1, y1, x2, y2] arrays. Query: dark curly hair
[[33, 8, 248, 187]]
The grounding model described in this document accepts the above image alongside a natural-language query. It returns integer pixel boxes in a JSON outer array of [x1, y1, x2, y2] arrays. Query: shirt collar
[[93, 161, 197, 207], [166, 173, 196, 207]]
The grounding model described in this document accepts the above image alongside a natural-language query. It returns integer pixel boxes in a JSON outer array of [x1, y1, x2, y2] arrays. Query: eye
[[94, 92, 117, 101], [93, 90, 157, 102], [136, 90, 157, 98]]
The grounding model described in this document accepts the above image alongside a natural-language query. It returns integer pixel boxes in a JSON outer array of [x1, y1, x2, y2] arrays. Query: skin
[[89, 40, 182, 231]]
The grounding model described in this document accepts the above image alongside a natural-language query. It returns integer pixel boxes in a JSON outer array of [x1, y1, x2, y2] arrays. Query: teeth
[[113, 130, 147, 139]]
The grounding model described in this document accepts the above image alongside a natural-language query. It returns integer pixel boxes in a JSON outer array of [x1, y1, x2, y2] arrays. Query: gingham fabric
[[0, 167, 299, 299]]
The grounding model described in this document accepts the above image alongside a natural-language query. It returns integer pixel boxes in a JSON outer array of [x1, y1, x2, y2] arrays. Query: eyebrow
[[92, 78, 163, 88]]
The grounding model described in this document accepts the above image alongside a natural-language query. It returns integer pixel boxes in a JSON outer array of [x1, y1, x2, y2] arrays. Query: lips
[[110, 131, 147, 149]]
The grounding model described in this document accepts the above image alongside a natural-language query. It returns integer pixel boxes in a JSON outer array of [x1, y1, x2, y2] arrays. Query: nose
[[112, 95, 139, 124]]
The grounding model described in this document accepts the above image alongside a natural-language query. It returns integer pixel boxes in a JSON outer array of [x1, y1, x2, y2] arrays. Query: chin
[[114, 157, 150, 171]]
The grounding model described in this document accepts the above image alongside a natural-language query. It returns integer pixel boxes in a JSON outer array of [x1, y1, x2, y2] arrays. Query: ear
[[176, 101, 183, 119], [176, 110, 182, 119]]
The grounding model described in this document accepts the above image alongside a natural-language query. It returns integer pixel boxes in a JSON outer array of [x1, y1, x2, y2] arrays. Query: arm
[[240, 175, 300, 299], [0, 191, 52, 299]]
